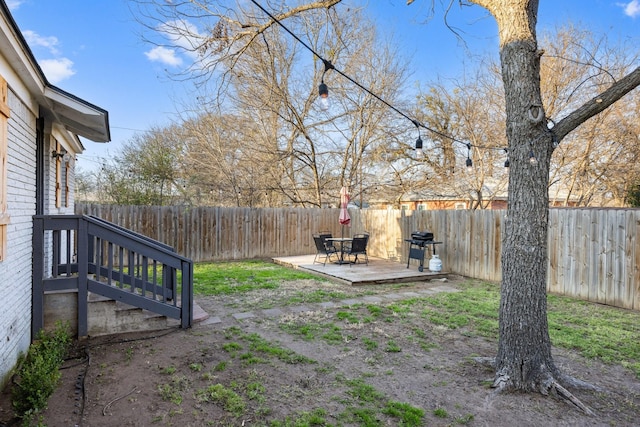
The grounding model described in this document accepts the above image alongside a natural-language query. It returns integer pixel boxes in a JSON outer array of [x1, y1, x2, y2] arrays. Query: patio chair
[[313, 234, 338, 266], [345, 235, 369, 266], [316, 231, 337, 253], [317, 230, 333, 245], [345, 232, 369, 252]]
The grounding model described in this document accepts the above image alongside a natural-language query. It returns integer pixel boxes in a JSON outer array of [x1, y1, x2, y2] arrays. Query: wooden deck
[[272, 254, 448, 286]]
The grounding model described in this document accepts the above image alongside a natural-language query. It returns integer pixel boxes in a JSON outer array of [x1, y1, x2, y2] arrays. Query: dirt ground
[[1, 276, 639, 426]]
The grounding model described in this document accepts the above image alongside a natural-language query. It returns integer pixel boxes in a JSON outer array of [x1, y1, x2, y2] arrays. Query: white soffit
[[44, 86, 110, 143]]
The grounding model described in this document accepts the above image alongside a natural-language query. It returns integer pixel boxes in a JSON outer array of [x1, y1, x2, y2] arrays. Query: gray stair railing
[[32, 215, 193, 338]]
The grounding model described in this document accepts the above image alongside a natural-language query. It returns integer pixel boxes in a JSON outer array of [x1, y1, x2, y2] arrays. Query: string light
[[249, 0, 516, 166], [413, 120, 423, 159], [503, 149, 510, 168], [318, 59, 333, 110], [415, 136, 424, 159], [465, 143, 473, 172], [318, 82, 329, 107], [529, 150, 538, 165]]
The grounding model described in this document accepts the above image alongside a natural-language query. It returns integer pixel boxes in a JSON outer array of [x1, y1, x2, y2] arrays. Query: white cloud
[[39, 58, 75, 84], [158, 20, 204, 60], [21, 30, 74, 83], [144, 46, 183, 66], [22, 30, 60, 55], [6, 0, 23, 10], [622, 0, 640, 17]]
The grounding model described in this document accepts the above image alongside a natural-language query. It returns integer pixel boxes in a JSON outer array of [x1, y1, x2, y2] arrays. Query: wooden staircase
[[34, 215, 195, 339]]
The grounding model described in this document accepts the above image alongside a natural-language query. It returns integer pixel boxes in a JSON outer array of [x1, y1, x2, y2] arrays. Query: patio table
[[326, 237, 353, 265]]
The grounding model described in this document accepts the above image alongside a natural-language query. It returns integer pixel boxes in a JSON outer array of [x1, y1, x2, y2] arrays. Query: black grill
[[405, 231, 440, 272], [410, 231, 434, 243]]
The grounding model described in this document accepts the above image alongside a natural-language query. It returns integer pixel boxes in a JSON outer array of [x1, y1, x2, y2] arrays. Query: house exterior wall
[[371, 200, 469, 210], [374, 198, 512, 210], [0, 85, 37, 387], [0, 3, 107, 389], [423, 200, 469, 210]]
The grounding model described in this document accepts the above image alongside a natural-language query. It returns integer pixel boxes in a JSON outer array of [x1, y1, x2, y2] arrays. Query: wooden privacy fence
[[76, 204, 640, 311]]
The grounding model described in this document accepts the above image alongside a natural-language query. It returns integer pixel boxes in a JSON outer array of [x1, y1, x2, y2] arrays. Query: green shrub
[[11, 322, 71, 419]]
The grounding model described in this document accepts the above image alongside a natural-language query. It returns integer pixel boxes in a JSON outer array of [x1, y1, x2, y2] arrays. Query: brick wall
[[0, 87, 37, 387]]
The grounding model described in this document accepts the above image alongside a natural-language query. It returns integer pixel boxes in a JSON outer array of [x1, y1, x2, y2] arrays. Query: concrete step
[[44, 290, 206, 337], [87, 297, 170, 336]]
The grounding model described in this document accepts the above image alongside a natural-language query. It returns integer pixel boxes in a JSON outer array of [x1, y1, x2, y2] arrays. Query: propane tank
[[429, 254, 442, 272]]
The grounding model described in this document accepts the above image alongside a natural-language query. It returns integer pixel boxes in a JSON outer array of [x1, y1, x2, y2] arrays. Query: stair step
[[87, 294, 169, 336], [88, 294, 207, 336], [44, 291, 201, 337]]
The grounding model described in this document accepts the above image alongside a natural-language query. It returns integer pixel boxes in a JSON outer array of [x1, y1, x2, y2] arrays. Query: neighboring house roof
[[0, 1, 110, 143], [370, 180, 579, 206]]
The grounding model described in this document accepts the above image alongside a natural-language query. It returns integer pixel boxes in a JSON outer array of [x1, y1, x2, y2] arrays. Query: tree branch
[[553, 66, 640, 141], [240, 0, 342, 38]]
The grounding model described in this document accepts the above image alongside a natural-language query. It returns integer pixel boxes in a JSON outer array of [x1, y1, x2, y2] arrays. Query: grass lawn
[[193, 260, 640, 379]]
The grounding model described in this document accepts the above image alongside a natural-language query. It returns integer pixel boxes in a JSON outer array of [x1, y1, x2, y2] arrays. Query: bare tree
[[424, 23, 640, 210], [138, 0, 410, 208], [75, 168, 98, 203], [414, 69, 508, 209], [95, 126, 188, 205], [179, 112, 257, 207], [539, 25, 640, 206]]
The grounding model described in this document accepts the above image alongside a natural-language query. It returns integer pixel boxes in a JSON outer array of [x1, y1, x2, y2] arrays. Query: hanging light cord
[[248, 1, 473, 147], [247, 1, 558, 158]]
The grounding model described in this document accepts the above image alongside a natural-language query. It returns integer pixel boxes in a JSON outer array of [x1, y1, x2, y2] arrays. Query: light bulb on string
[[318, 82, 329, 110], [317, 59, 334, 111], [529, 150, 538, 165], [504, 149, 510, 168], [415, 136, 424, 159], [466, 143, 473, 172], [412, 120, 423, 159]]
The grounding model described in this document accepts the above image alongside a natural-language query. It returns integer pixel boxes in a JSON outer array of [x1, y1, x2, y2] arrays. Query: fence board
[[623, 211, 635, 310], [614, 210, 626, 308], [634, 213, 640, 310], [588, 209, 600, 302], [577, 210, 588, 298], [547, 209, 559, 294], [76, 204, 639, 311]]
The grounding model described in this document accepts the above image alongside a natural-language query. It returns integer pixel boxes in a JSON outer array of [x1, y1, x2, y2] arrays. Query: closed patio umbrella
[[339, 186, 351, 238]]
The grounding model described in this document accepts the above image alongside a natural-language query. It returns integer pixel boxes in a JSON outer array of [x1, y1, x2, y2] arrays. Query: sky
[[7, 0, 640, 173]]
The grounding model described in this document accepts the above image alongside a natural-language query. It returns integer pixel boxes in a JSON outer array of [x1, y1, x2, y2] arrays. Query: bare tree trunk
[[484, 0, 560, 391], [474, 0, 640, 393]]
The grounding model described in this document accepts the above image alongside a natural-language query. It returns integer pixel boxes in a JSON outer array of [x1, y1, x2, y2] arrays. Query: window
[[0, 75, 10, 261]]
